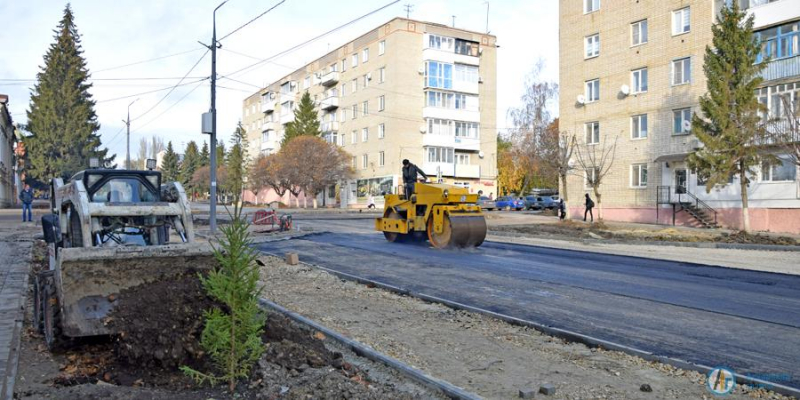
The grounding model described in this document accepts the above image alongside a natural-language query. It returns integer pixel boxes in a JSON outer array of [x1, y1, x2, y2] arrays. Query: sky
[[0, 0, 559, 163]]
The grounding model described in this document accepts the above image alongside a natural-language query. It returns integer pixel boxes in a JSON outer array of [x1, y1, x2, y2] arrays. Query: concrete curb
[[259, 251, 800, 399], [258, 298, 481, 400], [1, 252, 31, 400], [487, 230, 800, 252]]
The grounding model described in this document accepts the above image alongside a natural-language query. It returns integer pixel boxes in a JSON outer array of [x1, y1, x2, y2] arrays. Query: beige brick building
[[241, 18, 498, 207], [560, 0, 800, 233]]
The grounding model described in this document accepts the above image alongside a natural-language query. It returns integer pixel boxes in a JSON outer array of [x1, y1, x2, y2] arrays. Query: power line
[[104, 125, 127, 148], [220, 0, 400, 79], [129, 81, 207, 136], [0, 77, 206, 82], [93, 48, 204, 73], [131, 50, 209, 122], [95, 78, 208, 103], [218, 0, 287, 42], [218, 47, 297, 70], [218, 75, 263, 89]]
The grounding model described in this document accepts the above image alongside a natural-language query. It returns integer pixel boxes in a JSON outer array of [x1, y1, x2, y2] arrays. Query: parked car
[[477, 196, 496, 211], [524, 196, 540, 210], [524, 195, 557, 210], [496, 196, 525, 211]]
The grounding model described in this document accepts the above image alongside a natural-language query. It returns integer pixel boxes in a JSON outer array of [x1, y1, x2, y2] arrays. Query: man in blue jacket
[[19, 184, 34, 222]]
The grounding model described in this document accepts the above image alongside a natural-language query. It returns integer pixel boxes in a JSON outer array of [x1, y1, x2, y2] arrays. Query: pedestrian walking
[[558, 199, 566, 220], [584, 193, 594, 222], [367, 194, 376, 209], [19, 184, 33, 223]]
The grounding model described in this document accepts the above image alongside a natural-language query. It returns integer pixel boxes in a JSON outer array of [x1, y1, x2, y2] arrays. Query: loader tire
[[32, 274, 44, 334], [68, 206, 83, 248], [43, 279, 66, 351]]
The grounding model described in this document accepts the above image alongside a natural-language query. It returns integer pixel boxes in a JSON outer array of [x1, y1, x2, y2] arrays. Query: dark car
[[538, 196, 557, 210], [496, 196, 525, 211], [524, 196, 540, 210], [477, 196, 497, 211]]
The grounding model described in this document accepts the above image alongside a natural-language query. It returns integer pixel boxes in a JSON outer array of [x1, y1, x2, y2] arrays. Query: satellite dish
[[620, 84, 630, 95], [576, 94, 586, 105], [479, 151, 485, 159], [682, 120, 692, 132], [418, 67, 425, 75], [419, 126, 427, 133]]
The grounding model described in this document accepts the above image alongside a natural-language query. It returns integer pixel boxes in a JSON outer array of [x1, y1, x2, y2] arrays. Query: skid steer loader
[[33, 167, 216, 350]]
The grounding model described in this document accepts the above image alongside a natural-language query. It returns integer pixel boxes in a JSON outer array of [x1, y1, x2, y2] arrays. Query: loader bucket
[[55, 243, 216, 338]]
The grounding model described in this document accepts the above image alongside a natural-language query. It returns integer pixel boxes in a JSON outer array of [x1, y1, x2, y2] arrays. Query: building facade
[[0, 95, 17, 208], [241, 17, 498, 207], [560, 0, 800, 233]]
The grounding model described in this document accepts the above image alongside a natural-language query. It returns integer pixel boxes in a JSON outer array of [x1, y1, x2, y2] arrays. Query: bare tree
[[149, 136, 165, 160], [540, 120, 576, 217], [573, 135, 618, 221], [132, 137, 148, 170]]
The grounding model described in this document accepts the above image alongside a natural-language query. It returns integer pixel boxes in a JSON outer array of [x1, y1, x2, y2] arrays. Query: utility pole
[[123, 98, 139, 170], [404, 3, 413, 18]]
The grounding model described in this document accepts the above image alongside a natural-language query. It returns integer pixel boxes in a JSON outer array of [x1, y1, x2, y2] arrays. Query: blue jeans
[[22, 203, 32, 222]]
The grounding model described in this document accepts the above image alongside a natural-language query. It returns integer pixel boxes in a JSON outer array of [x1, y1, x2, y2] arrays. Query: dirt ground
[[491, 220, 799, 246], [14, 241, 437, 400], [258, 255, 795, 400]]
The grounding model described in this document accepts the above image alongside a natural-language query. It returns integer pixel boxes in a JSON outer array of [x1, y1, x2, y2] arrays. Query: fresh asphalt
[[257, 217, 800, 390]]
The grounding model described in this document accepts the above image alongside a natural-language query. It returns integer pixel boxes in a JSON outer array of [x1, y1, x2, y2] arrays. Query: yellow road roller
[[375, 182, 487, 248]]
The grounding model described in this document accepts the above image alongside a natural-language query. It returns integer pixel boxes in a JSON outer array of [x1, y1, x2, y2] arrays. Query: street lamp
[[123, 98, 140, 170]]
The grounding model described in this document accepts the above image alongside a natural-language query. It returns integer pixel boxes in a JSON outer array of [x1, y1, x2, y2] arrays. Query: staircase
[[656, 186, 719, 229], [679, 202, 719, 229]]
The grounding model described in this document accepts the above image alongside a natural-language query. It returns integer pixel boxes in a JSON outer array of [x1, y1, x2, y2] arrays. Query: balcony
[[422, 48, 480, 66], [321, 121, 339, 132], [261, 121, 275, 132], [758, 55, 800, 82], [747, 0, 800, 29], [261, 98, 276, 113], [422, 133, 481, 151], [320, 96, 339, 110], [280, 112, 295, 125], [319, 71, 340, 87], [454, 164, 480, 179], [423, 107, 480, 123]]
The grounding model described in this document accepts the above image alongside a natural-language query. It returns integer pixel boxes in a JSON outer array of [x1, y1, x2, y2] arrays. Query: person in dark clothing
[[558, 199, 566, 220], [584, 193, 594, 222], [19, 184, 33, 222], [401, 159, 428, 199]]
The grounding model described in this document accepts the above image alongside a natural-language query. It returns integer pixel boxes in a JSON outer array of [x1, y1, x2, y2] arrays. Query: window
[[427, 118, 451, 135], [379, 67, 386, 83], [760, 82, 800, 119], [378, 123, 385, 139], [428, 34, 454, 51], [379, 95, 385, 111], [426, 61, 453, 89], [362, 48, 369, 63], [352, 53, 358, 67], [379, 151, 385, 166], [304, 76, 311, 89], [351, 156, 356, 169], [632, 20, 648, 46], [341, 84, 347, 97], [362, 154, 368, 169], [340, 109, 347, 122], [455, 121, 479, 138], [631, 114, 648, 139], [280, 101, 294, 116], [363, 74, 369, 88], [455, 39, 480, 56], [585, 0, 600, 13], [757, 21, 800, 62], [454, 64, 479, 83], [351, 105, 358, 119], [455, 153, 470, 165], [631, 164, 648, 187], [351, 78, 358, 93], [672, 7, 690, 35], [379, 40, 386, 55], [673, 108, 692, 135], [351, 130, 357, 144], [362, 100, 369, 116], [362, 128, 368, 142], [585, 121, 600, 144], [262, 130, 269, 142], [631, 68, 648, 93], [585, 79, 600, 102], [280, 81, 293, 95], [585, 34, 600, 58], [762, 156, 797, 181], [671, 57, 691, 85], [341, 59, 347, 72], [426, 146, 454, 163], [585, 168, 600, 188]]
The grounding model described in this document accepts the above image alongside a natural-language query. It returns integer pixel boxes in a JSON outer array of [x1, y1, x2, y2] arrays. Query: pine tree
[[281, 92, 321, 147], [226, 123, 249, 203], [180, 141, 201, 187], [687, 3, 771, 232], [161, 141, 180, 183], [200, 141, 210, 167], [216, 140, 226, 166], [26, 4, 112, 181]]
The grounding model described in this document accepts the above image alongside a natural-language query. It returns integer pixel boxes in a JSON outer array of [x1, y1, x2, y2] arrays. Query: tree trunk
[[560, 173, 570, 219], [312, 197, 318, 209], [593, 186, 602, 221], [739, 168, 750, 232]]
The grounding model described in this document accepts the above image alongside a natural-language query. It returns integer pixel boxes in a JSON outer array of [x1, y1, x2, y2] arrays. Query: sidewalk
[[0, 221, 36, 399]]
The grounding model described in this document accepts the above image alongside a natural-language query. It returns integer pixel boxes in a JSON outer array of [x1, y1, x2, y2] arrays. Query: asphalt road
[[257, 218, 800, 390]]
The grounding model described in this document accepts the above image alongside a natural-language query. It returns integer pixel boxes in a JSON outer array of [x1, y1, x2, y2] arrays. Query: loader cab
[[70, 169, 161, 203]]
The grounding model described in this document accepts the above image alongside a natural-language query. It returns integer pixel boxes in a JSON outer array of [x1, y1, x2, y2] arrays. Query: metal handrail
[[676, 185, 718, 225]]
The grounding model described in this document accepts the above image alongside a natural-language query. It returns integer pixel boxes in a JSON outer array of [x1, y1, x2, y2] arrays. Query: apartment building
[[560, 0, 800, 233], [0, 95, 17, 208], [241, 17, 498, 207]]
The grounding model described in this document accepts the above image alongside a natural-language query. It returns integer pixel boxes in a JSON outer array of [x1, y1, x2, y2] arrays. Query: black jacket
[[585, 196, 594, 208], [19, 189, 33, 204], [402, 163, 427, 184]]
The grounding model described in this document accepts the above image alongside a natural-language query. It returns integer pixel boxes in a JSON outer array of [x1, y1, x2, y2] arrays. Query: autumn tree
[[281, 92, 321, 147], [26, 5, 112, 180], [278, 136, 352, 208], [249, 153, 292, 201], [687, 3, 770, 232], [540, 119, 576, 217], [497, 136, 525, 195], [574, 135, 618, 221]]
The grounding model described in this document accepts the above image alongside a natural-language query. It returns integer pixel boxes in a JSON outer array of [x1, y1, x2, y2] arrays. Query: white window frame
[[362, 100, 369, 116], [379, 95, 385, 111], [341, 59, 347, 72], [362, 154, 368, 169], [631, 19, 648, 46], [379, 67, 386, 83], [761, 156, 797, 182], [351, 78, 358, 93], [363, 74, 369, 88], [351, 156, 356, 169], [671, 57, 691, 86], [378, 123, 385, 139], [672, 7, 691, 35], [362, 127, 368, 142], [304, 76, 311, 89], [631, 114, 648, 139], [673, 108, 692, 135], [351, 104, 358, 120], [362, 48, 369, 63], [425, 146, 454, 163], [631, 68, 648, 93], [584, 0, 600, 13], [630, 164, 648, 188], [455, 153, 470, 165], [379, 40, 385, 55], [585, 34, 600, 58], [341, 84, 347, 97], [379, 151, 385, 166], [351, 130, 357, 144], [351, 53, 358, 68], [585, 79, 600, 102], [585, 121, 600, 144]]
